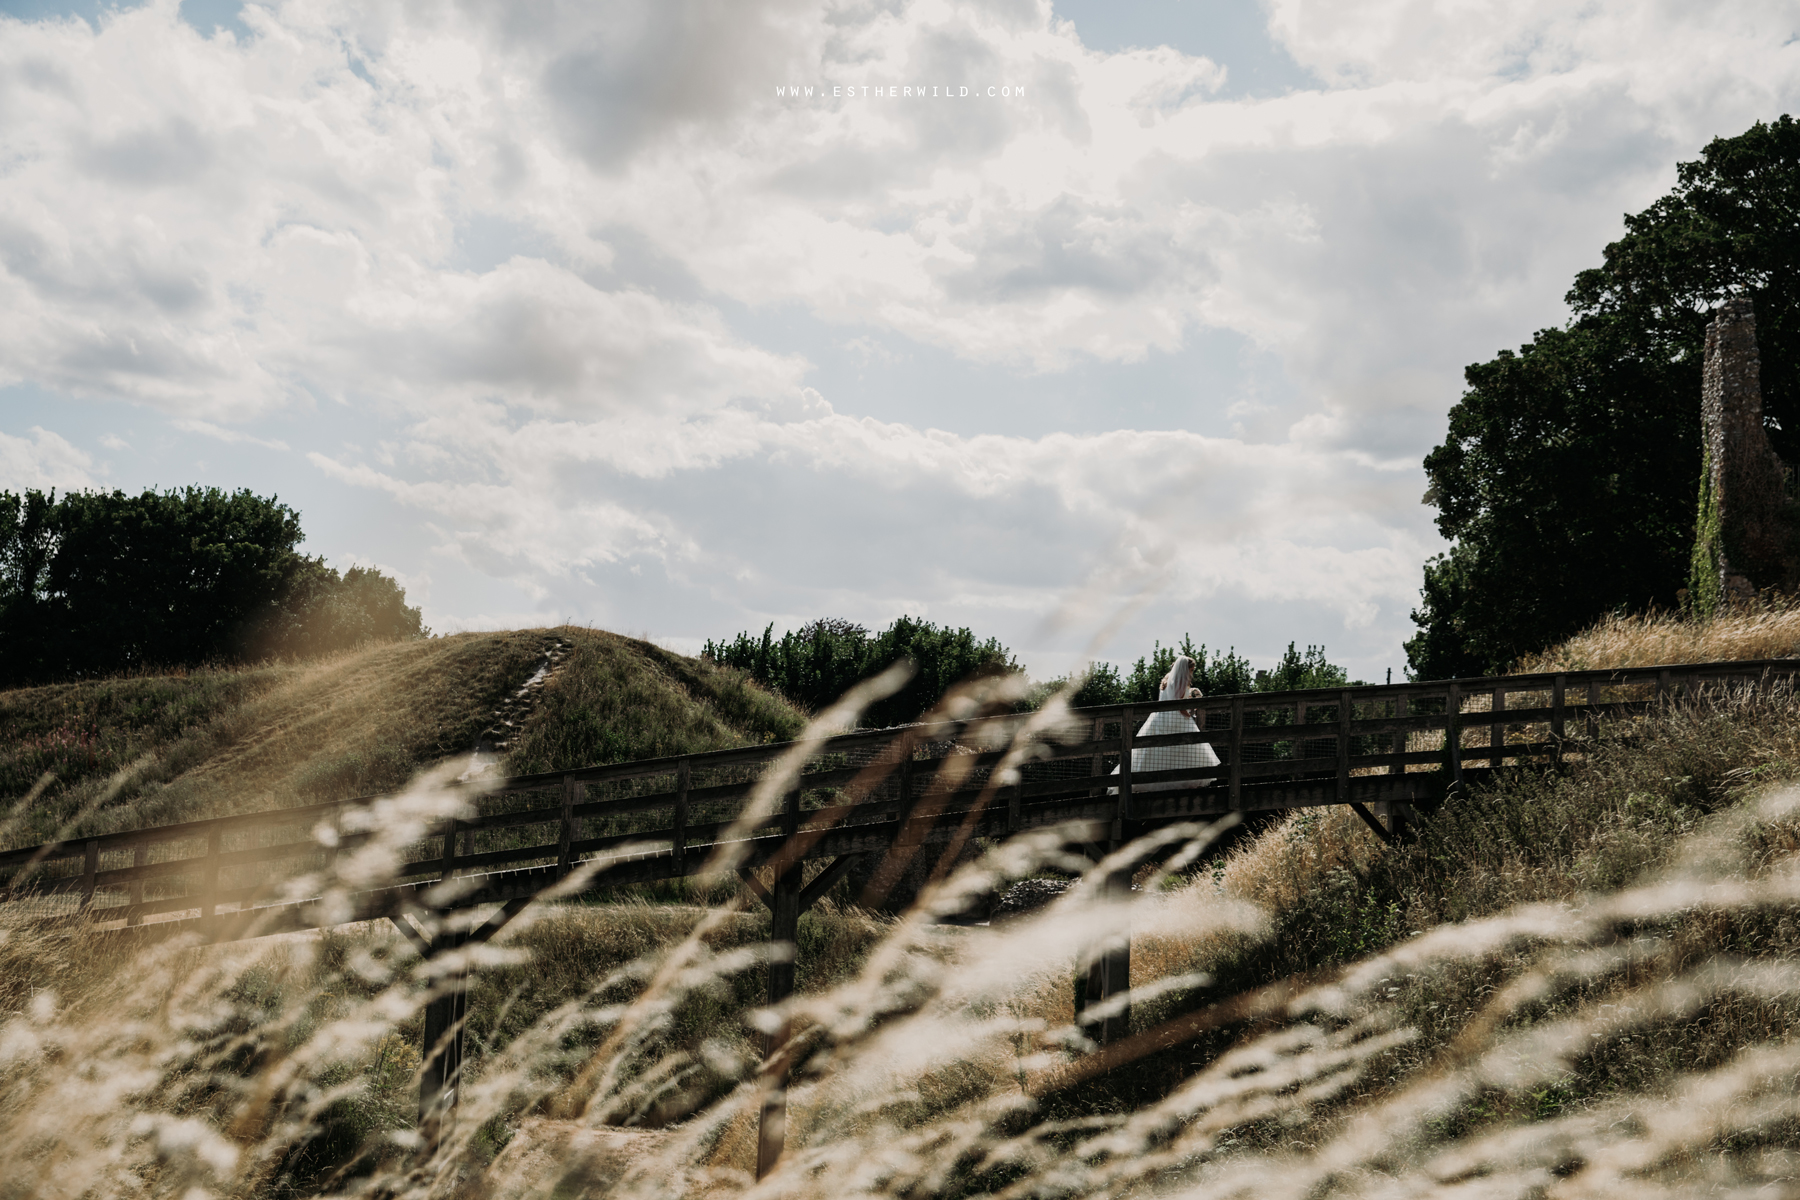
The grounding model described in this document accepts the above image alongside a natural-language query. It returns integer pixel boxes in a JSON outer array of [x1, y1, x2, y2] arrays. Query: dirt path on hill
[[459, 636, 574, 780]]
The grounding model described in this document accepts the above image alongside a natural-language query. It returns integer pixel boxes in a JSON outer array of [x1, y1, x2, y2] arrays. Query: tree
[[0, 487, 426, 685], [1409, 116, 1800, 678], [703, 616, 1019, 727], [254, 562, 429, 659]]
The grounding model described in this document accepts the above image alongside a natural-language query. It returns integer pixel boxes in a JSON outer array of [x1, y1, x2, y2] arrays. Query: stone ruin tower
[[1689, 295, 1797, 613]]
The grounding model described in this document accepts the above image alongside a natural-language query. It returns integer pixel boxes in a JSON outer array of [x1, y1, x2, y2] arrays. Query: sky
[[2, 0, 1799, 685]]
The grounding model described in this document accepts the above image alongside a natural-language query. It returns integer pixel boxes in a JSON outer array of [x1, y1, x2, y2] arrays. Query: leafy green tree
[[1113, 637, 1255, 703], [703, 616, 1018, 727], [254, 561, 429, 658], [1410, 115, 1800, 678], [0, 487, 425, 685], [1254, 642, 1350, 692]]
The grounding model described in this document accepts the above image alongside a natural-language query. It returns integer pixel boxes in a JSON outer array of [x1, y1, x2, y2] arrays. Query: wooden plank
[[440, 817, 459, 884], [738, 868, 773, 908], [417, 927, 470, 1148], [672, 759, 690, 875], [1229, 696, 1244, 811], [1447, 682, 1463, 788], [1552, 673, 1566, 762], [557, 776, 578, 878], [1348, 801, 1393, 844], [62, 836, 333, 889], [112, 748, 1496, 914], [1118, 706, 1135, 820], [0, 795, 364, 868], [895, 751, 919, 846], [1089, 715, 1105, 799], [1491, 685, 1507, 768], [388, 914, 430, 954], [798, 854, 861, 912], [81, 840, 97, 910], [1390, 692, 1409, 775], [757, 858, 803, 1179], [119, 770, 1484, 941], [127, 843, 146, 927], [202, 829, 221, 920], [1335, 690, 1351, 804]]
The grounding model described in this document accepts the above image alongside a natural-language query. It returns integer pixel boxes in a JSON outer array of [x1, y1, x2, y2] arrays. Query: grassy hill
[[0, 627, 804, 850], [5, 610, 1800, 1197]]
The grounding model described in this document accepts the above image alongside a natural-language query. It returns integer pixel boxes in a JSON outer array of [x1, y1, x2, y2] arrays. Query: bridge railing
[[4, 658, 1797, 927]]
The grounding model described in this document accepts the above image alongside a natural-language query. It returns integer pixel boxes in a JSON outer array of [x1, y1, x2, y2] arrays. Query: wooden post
[[1490, 686, 1507, 767], [324, 807, 341, 878], [1117, 706, 1135, 827], [202, 829, 222, 920], [1390, 693, 1409, 774], [557, 775, 578, 878], [81, 839, 98, 911], [1228, 696, 1244, 811], [1446, 683, 1463, 790], [895, 751, 918, 844], [440, 815, 459, 883], [1658, 668, 1673, 707], [1076, 846, 1134, 1048], [1384, 692, 1411, 841], [1552, 674, 1567, 766], [418, 927, 471, 1150], [1588, 678, 1603, 745], [1089, 716, 1106, 798], [1335, 690, 1351, 803], [672, 760, 691, 875], [127, 843, 146, 927], [756, 852, 803, 1179]]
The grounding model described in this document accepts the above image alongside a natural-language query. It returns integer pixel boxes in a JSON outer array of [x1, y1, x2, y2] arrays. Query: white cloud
[[174, 419, 290, 450], [0, 426, 100, 492], [3, 0, 1798, 677]]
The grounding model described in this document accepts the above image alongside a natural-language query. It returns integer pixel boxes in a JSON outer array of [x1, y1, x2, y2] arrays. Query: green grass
[[503, 632, 804, 774]]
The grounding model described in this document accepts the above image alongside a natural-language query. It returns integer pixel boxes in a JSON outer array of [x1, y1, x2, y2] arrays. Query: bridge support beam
[[752, 852, 862, 1180], [1075, 843, 1132, 1048], [418, 927, 469, 1150], [756, 862, 801, 1180], [414, 897, 530, 1151]]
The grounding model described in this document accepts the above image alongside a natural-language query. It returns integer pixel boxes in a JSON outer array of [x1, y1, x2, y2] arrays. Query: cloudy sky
[[3, 0, 1799, 684]]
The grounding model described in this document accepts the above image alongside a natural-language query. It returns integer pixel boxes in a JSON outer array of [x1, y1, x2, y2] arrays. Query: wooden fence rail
[[6, 658, 1800, 930]]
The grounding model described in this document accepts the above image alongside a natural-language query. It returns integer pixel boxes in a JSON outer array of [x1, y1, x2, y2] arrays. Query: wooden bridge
[[5, 657, 1796, 1172]]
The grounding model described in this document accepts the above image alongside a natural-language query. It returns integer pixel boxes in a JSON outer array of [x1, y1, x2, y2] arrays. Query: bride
[[1109, 653, 1220, 794]]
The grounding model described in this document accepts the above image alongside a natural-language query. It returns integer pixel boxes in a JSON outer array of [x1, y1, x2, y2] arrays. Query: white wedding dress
[[1109, 654, 1220, 795]]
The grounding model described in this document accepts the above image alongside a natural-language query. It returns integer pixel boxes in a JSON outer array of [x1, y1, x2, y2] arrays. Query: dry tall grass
[[7, 668, 1800, 1197], [1516, 600, 1800, 672]]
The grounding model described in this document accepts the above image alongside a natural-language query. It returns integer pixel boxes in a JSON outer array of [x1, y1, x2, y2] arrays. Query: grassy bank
[[1517, 598, 1800, 671], [0, 627, 805, 849]]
